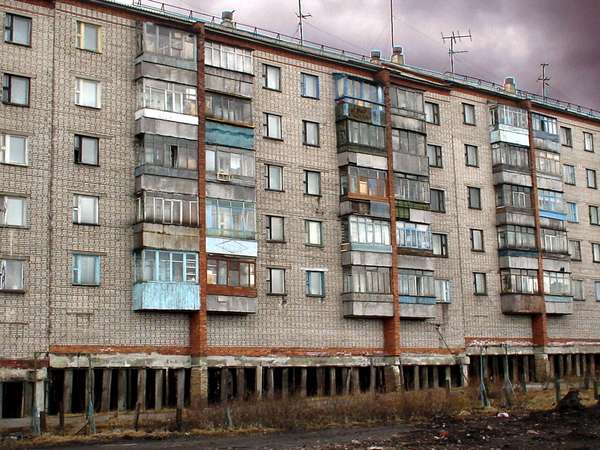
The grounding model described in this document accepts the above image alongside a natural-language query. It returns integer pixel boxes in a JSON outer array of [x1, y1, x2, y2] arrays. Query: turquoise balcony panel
[[206, 120, 254, 150], [399, 295, 436, 305], [133, 282, 200, 311]]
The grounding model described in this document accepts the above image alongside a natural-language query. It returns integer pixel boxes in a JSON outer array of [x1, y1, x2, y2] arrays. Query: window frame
[[262, 64, 281, 91], [304, 219, 323, 247], [571, 279, 584, 301], [430, 188, 446, 213], [568, 239, 582, 261], [462, 103, 476, 125], [266, 267, 286, 295], [424, 101, 440, 125], [465, 144, 479, 167], [306, 270, 325, 297], [76, 20, 101, 53], [206, 257, 255, 288], [75, 77, 101, 109], [470, 228, 484, 252], [584, 132, 594, 152], [563, 164, 576, 185], [427, 144, 443, 168], [432, 233, 448, 257], [595, 281, 600, 302], [304, 170, 321, 196], [567, 202, 579, 223], [300, 72, 320, 99], [2, 73, 30, 106], [72, 253, 101, 286], [593, 243, 600, 263], [467, 186, 482, 210], [560, 126, 572, 147], [0, 258, 25, 292], [265, 164, 284, 191], [0, 195, 26, 227], [473, 272, 487, 295], [0, 133, 28, 166], [587, 168, 597, 189], [590, 205, 600, 226], [263, 112, 283, 140], [74, 134, 99, 166], [72, 194, 99, 225], [302, 120, 320, 147], [3, 13, 31, 47], [266, 215, 285, 242]]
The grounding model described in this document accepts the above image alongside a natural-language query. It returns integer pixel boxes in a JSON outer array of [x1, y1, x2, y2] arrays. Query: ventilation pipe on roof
[[370, 50, 382, 64], [221, 11, 235, 28], [504, 77, 517, 94], [391, 46, 405, 65]]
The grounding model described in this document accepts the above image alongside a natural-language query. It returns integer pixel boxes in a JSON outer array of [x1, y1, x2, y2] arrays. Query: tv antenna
[[441, 30, 472, 73], [537, 63, 551, 99], [390, 0, 395, 50], [296, 0, 311, 45]]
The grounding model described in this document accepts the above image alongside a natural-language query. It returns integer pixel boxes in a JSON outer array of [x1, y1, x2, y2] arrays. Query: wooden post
[[101, 369, 112, 412], [255, 366, 263, 400], [300, 368, 308, 397], [117, 370, 127, 411], [63, 369, 73, 414], [176, 368, 185, 410], [316, 368, 325, 397], [281, 368, 289, 399], [137, 369, 146, 410], [154, 370, 164, 410], [236, 368, 245, 400], [329, 367, 337, 396]]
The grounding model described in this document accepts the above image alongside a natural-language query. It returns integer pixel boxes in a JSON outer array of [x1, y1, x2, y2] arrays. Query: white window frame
[[267, 267, 286, 295], [462, 103, 476, 125], [0, 259, 24, 291], [303, 120, 320, 147], [0, 195, 26, 226], [304, 170, 321, 196], [305, 220, 323, 246], [72, 194, 99, 225], [265, 164, 283, 191], [0, 133, 27, 166], [263, 113, 282, 139], [474, 272, 487, 295], [263, 64, 281, 91], [4, 13, 32, 46], [76, 21, 102, 53], [72, 253, 101, 286], [306, 270, 325, 297], [75, 78, 101, 108], [266, 215, 285, 242], [301, 73, 319, 99], [584, 132, 594, 152], [435, 279, 451, 303]]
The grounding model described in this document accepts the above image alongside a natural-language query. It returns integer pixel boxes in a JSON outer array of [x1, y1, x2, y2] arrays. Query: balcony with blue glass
[[133, 249, 200, 311], [396, 221, 433, 257], [538, 191, 567, 221]]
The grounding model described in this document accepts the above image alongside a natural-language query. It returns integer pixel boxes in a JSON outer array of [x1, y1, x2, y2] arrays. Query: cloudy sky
[[170, 0, 600, 109]]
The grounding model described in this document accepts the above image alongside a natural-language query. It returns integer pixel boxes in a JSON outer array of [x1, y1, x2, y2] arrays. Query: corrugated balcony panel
[[539, 216, 567, 231], [133, 223, 199, 252], [135, 108, 198, 126], [397, 255, 434, 271], [342, 293, 394, 318], [501, 294, 544, 315], [498, 253, 538, 270], [337, 151, 388, 170], [206, 237, 257, 258], [339, 199, 390, 219], [205, 66, 253, 98], [135, 116, 197, 140], [206, 121, 254, 150], [493, 170, 532, 187], [489, 124, 529, 146], [135, 173, 197, 195], [135, 51, 197, 71], [133, 282, 200, 311], [207, 295, 257, 314], [496, 209, 536, 228], [537, 174, 563, 192], [206, 182, 256, 203], [392, 153, 429, 177], [543, 258, 570, 273], [341, 250, 393, 267], [390, 114, 426, 134], [532, 135, 561, 153], [545, 296, 573, 315], [135, 60, 197, 86], [399, 296, 436, 319], [134, 164, 197, 180]]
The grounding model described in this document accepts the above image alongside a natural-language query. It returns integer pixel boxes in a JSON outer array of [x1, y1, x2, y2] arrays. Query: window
[[341, 121, 385, 149], [532, 113, 557, 135], [138, 78, 197, 115], [391, 88, 424, 115], [495, 184, 532, 209], [206, 145, 252, 178], [491, 143, 529, 170], [134, 250, 198, 283], [72, 254, 100, 286], [593, 243, 600, 263], [590, 206, 599, 225], [544, 271, 571, 296], [301, 73, 319, 98], [396, 221, 432, 250], [342, 167, 387, 198], [587, 169, 597, 189], [305, 220, 323, 246], [567, 202, 579, 223], [536, 150, 561, 177], [265, 164, 283, 191], [137, 194, 197, 226], [205, 198, 256, 239], [571, 279, 584, 301], [205, 41, 253, 72], [392, 129, 426, 155], [0, 195, 25, 226], [0, 259, 24, 291], [394, 173, 429, 204], [75, 78, 100, 108], [425, 102, 440, 125], [500, 269, 538, 294], [435, 279, 451, 303], [144, 23, 196, 60], [537, 189, 564, 213], [267, 268, 285, 294], [584, 132, 594, 152], [470, 229, 484, 252], [343, 266, 390, 294], [427, 144, 442, 168], [569, 240, 582, 261], [72, 194, 99, 225], [462, 103, 476, 125], [563, 164, 576, 185], [0, 133, 27, 165], [432, 233, 448, 257], [430, 189, 446, 213], [473, 272, 487, 295], [306, 271, 325, 297], [595, 281, 600, 301], [467, 186, 481, 210], [541, 228, 568, 254], [263, 64, 280, 91], [2, 74, 29, 106], [490, 104, 528, 129], [497, 225, 536, 250], [4, 13, 31, 46], [560, 127, 572, 147], [304, 170, 321, 196], [207, 258, 255, 287], [345, 216, 390, 247], [205, 92, 251, 124], [263, 113, 282, 139], [335, 75, 383, 105], [266, 215, 284, 242], [302, 120, 320, 147], [76, 21, 101, 52], [74, 135, 99, 165], [398, 269, 435, 297], [465, 145, 478, 167]]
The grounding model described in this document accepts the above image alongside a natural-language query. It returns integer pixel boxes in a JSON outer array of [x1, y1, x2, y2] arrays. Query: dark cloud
[[180, 0, 600, 109]]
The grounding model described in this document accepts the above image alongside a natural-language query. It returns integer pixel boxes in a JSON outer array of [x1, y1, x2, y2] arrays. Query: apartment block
[[1, 0, 600, 423]]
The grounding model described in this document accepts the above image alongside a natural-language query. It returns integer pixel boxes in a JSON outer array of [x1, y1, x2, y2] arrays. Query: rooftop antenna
[[537, 63, 551, 99], [390, 0, 395, 50], [296, 0, 311, 45], [441, 30, 472, 73]]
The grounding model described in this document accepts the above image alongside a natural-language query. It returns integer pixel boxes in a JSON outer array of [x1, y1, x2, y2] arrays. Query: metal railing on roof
[[107, 0, 600, 121]]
